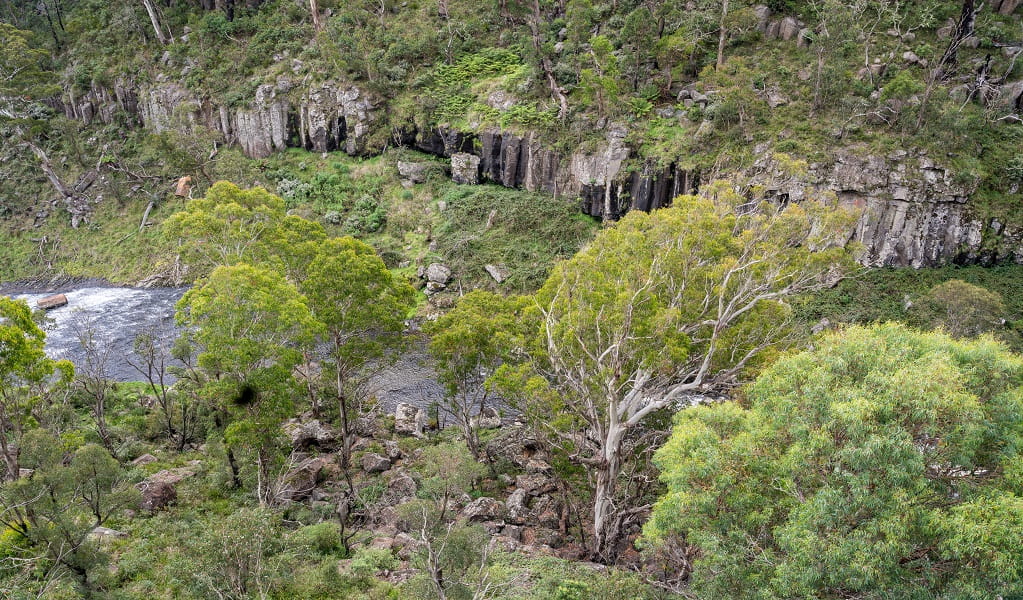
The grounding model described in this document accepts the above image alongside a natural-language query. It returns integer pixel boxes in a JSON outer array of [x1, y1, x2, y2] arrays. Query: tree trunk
[[716, 0, 729, 69], [591, 420, 626, 562], [528, 0, 570, 121], [939, 0, 978, 75], [227, 446, 242, 488], [141, 0, 170, 45], [309, 0, 322, 31], [0, 419, 17, 481], [24, 142, 91, 228]]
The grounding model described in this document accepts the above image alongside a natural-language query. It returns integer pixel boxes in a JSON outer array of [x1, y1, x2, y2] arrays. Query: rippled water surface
[[6, 286, 445, 411]]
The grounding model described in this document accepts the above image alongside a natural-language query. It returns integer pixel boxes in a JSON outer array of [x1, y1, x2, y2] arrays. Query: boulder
[[530, 495, 562, 529], [283, 419, 338, 450], [766, 90, 789, 108], [506, 488, 531, 524], [471, 406, 502, 430], [394, 403, 426, 437], [362, 452, 392, 473], [145, 465, 197, 487], [516, 472, 556, 496], [779, 17, 801, 41], [132, 453, 158, 466], [797, 28, 812, 48], [139, 480, 177, 512], [397, 161, 432, 184], [462, 497, 505, 522], [753, 5, 772, 31], [481, 520, 505, 535], [451, 152, 481, 184], [384, 440, 402, 460], [503, 524, 524, 541], [280, 456, 330, 501], [90, 526, 127, 540], [902, 51, 921, 64], [525, 459, 553, 474], [522, 527, 563, 548], [425, 263, 452, 284], [484, 264, 511, 284], [36, 294, 67, 310], [384, 468, 419, 503]]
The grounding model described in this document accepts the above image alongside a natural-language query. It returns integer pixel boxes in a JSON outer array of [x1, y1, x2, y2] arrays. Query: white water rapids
[[6, 285, 445, 411]]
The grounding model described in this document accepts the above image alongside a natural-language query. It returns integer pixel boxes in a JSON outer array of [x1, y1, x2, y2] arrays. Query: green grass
[[432, 186, 600, 293]]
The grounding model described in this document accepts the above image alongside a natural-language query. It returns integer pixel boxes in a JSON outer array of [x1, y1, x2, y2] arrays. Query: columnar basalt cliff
[[754, 150, 1023, 267], [58, 76, 1023, 268]]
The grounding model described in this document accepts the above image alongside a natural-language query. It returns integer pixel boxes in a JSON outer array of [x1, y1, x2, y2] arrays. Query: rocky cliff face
[[60, 75, 1023, 268], [66, 76, 382, 160], [754, 150, 1022, 266]]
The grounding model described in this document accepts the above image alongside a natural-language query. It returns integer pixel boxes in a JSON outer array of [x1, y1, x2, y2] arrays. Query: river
[[4, 285, 445, 411]]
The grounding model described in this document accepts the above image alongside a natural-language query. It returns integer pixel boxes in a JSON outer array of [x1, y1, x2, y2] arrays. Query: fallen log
[[36, 294, 68, 310]]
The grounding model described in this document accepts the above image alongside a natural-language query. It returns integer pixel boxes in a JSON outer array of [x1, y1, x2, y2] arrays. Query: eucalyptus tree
[[176, 263, 321, 506], [646, 324, 1023, 598], [493, 179, 859, 561], [298, 236, 415, 470], [0, 297, 73, 480]]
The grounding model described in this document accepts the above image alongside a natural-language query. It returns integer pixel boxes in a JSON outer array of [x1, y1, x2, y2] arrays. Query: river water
[[5, 285, 445, 411]]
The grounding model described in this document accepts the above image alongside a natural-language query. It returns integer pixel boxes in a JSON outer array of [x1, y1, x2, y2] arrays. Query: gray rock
[[280, 456, 330, 501], [397, 161, 431, 183], [425, 263, 452, 284], [283, 419, 338, 450], [766, 90, 789, 108], [362, 452, 392, 473], [797, 28, 812, 48], [451, 152, 481, 184], [90, 526, 127, 539], [132, 453, 158, 466], [139, 480, 176, 512], [779, 17, 801, 41], [384, 440, 402, 460], [394, 403, 426, 437], [487, 90, 517, 111], [462, 497, 505, 522], [484, 264, 510, 283], [902, 51, 921, 64], [506, 488, 531, 524], [753, 5, 772, 31], [384, 468, 418, 503], [472, 406, 502, 429]]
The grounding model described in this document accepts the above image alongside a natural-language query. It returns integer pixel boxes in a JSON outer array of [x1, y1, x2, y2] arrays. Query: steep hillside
[[3, 0, 1023, 283]]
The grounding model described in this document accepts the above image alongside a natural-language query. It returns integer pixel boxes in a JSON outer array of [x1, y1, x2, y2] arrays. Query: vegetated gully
[[3, 284, 445, 413]]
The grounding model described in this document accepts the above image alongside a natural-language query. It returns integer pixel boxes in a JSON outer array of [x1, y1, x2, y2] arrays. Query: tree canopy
[[645, 323, 1023, 599], [492, 179, 859, 560]]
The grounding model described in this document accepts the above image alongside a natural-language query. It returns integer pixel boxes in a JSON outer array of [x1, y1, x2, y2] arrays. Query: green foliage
[[0, 23, 57, 127], [428, 48, 522, 123], [796, 265, 1023, 351], [910, 279, 1008, 339], [349, 547, 399, 578], [343, 195, 387, 234], [433, 186, 597, 291], [289, 522, 342, 555], [881, 69, 926, 102], [489, 179, 858, 559], [425, 291, 529, 455], [0, 297, 74, 478], [645, 324, 1023, 599], [177, 263, 320, 505], [0, 432, 138, 595]]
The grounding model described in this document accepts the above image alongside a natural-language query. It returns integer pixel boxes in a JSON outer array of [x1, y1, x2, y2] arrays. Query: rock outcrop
[[753, 149, 1022, 266], [60, 66, 1023, 268]]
